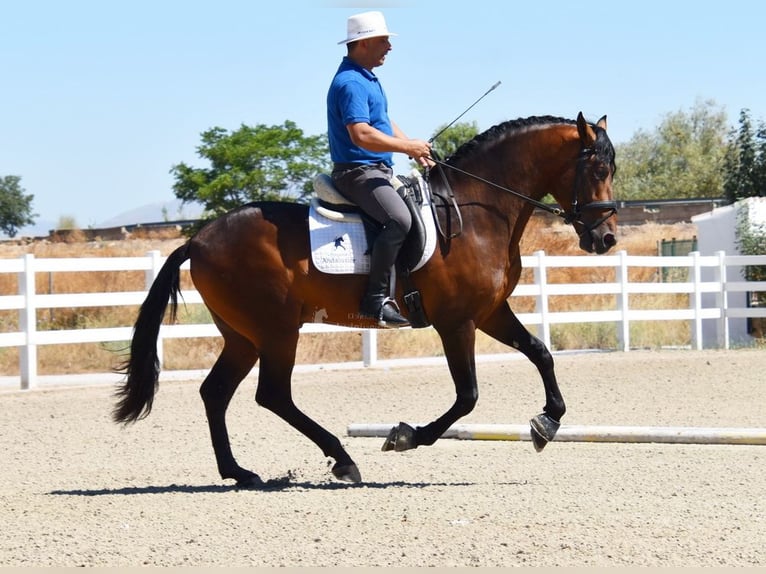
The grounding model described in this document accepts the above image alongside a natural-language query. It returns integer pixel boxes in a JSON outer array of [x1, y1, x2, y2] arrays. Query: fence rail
[[2, 250, 765, 390]]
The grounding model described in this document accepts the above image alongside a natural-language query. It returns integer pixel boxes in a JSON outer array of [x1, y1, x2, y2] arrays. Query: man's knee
[[393, 211, 412, 234]]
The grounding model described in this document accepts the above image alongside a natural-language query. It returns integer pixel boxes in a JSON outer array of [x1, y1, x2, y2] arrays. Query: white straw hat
[[338, 11, 397, 45]]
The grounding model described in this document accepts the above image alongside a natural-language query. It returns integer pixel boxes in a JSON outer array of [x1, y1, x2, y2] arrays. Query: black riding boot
[[360, 220, 410, 328]]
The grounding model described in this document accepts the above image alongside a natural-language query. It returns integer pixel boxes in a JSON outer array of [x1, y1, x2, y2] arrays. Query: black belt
[[332, 161, 391, 172]]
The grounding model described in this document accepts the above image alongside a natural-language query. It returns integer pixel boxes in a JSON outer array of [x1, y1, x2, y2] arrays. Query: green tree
[[735, 200, 766, 307], [430, 121, 480, 160], [57, 215, 79, 229], [170, 120, 330, 217], [723, 108, 766, 203], [614, 99, 729, 200], [0, 175, 36, 238]]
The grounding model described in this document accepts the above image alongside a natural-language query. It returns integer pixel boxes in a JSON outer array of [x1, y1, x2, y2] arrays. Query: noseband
[[566, 146, 618, 232]]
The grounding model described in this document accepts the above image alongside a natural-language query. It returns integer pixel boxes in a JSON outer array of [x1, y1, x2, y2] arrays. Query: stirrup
[[377, 298, 410, 328], [363, 297, 409, 328]]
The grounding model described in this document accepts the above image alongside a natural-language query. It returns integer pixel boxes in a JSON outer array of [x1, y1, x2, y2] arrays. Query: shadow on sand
[[49, 477, 528, 496]]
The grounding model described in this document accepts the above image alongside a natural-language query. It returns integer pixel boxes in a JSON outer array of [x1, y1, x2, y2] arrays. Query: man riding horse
[[113, 12, 618, 487], [327, 11, 433, 328]]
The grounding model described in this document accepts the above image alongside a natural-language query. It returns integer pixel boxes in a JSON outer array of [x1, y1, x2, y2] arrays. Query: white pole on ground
[[347, 423, 766, 445]]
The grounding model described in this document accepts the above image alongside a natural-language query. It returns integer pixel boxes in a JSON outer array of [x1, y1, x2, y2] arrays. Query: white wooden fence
[[1, 250, 765, 390]]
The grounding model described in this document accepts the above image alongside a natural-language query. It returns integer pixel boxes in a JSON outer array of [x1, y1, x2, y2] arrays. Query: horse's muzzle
[[579, 221, 617, 254]]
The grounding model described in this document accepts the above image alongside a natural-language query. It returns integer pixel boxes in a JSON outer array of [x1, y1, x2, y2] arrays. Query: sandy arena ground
[[0, 349, 764, 567]]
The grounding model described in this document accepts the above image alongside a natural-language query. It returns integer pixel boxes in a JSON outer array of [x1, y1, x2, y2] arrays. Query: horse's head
[[434, 113, 618, 254], [566, 112, 618, 254]]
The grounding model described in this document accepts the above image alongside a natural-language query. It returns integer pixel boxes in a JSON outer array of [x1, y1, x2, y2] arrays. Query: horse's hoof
[[332, 462, 362, 483], [234, 471, 264, 489], [381, 422, 417, 452], [529, 413, 561, 453]]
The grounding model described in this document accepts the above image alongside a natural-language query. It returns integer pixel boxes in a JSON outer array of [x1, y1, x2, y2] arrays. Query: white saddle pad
[[309, 190, 437, 275]]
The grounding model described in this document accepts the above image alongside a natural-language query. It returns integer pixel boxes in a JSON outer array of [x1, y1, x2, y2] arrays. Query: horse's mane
[[446, 115, 614, 168], [446, 116, 573, 164]]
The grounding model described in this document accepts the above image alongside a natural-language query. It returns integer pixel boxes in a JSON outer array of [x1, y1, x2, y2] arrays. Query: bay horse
[[113, 113, 617, 487]]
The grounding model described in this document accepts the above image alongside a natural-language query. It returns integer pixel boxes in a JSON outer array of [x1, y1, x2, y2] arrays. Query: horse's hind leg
[[200, 326, 261, 487], [255, 331, 362, 483], [479, 301, 565, 451]]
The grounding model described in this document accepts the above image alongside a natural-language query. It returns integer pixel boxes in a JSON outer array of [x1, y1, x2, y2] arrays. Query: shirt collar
[[340, 56, 378, 81]]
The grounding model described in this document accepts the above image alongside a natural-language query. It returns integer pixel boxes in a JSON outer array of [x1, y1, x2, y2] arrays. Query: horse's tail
[[113, 243, 190, 424]]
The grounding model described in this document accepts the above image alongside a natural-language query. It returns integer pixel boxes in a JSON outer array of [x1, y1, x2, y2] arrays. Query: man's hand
[[404, 139, 433, 168]]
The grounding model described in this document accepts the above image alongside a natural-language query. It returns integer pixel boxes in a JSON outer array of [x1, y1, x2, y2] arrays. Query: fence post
[[533, 250, 551, 349], [362, 329, 377, 366], [18, 254, 37, 389], [146, 250, 164, 367], [714, 250, 728, 349], [616, 250, 630, 351], [690, 251, 703, 350]]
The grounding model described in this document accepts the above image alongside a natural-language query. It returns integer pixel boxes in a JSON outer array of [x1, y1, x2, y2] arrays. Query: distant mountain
[[1, 199, 205, 240], [97, 199, 205, 227]]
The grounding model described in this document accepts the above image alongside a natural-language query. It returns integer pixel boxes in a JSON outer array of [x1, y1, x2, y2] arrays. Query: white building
[[691, 197, 766, 347]]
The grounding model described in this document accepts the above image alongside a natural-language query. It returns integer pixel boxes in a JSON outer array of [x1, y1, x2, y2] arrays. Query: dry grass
[[0, 219, 698, 376]]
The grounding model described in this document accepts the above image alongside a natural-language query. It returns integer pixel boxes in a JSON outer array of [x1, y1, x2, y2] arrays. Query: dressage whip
[[422, 81, 502, 239], [428, 80, 501, 144]]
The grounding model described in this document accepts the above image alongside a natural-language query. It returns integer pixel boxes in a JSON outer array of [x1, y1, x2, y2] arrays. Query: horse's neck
[[513, 132, 578, 198], [444, 129, 578, 245], [455, 129, 577, 201], [509, 203, 537, 250]]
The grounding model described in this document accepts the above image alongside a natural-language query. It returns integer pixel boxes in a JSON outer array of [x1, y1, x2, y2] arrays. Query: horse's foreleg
[[255, 335, 361, 484], [200, 331, 260, 487], [479, 301, 565, 450], [383, 321, 479, 452]]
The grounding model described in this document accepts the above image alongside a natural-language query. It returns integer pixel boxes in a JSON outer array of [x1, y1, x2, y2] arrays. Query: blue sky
[[2, 0, 764, 232]]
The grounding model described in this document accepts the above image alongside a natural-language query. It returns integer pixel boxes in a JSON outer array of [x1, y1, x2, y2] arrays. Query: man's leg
[[332, 164, 412, 327]]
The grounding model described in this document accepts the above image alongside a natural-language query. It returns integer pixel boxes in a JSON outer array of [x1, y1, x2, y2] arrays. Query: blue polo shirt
[[327, 57, 394, 167]]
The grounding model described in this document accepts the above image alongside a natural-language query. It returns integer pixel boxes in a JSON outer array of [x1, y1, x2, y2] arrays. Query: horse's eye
[[593, 164, 609, 181]]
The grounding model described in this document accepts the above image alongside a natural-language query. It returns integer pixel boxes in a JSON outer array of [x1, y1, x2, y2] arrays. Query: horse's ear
[[576, 111, 597, 147], [596, 115, 607, 131]]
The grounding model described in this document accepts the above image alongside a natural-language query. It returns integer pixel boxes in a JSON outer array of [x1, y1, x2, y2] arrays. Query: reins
[[426, 155, 567, 218], [423, 147, 617, 238]]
